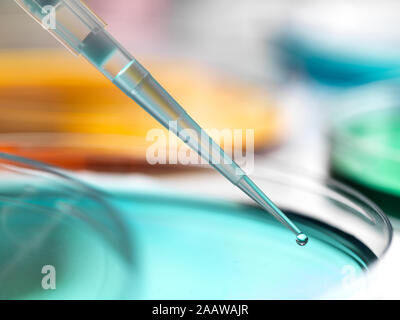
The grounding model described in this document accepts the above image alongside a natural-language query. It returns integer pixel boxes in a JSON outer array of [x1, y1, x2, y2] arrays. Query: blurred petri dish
[[0, 152, 137, 299], [275, 32, 400, 87], [329, 84, 400, 217], [274, 2, 400, 86], [0, 50, 284, 171], [85, 164, 392, 299]]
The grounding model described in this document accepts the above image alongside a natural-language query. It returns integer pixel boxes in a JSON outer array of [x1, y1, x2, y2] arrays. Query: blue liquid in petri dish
[[275, 32, 400, 87], [0, 186, 375, 300], [108, 192, 374, 299]]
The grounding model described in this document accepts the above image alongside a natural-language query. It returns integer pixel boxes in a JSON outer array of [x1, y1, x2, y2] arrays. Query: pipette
[[14, 0, 308, 245]]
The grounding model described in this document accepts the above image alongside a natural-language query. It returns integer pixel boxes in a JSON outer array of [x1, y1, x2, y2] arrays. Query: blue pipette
[[14, 0, 308, 246]]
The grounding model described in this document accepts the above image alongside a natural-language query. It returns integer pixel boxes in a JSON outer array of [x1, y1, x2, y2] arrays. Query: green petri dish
[[329, 84, 400, 217], [0, 153, 392, 299]]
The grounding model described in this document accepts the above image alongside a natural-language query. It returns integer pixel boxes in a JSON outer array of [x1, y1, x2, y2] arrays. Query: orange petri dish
[[0, 49, 285, 171]]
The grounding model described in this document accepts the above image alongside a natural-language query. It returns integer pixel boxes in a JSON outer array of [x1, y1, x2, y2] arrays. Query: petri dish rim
[[0, 151, 134, 264], [254, 164, 393, 258], [93, 161, 393, 261]]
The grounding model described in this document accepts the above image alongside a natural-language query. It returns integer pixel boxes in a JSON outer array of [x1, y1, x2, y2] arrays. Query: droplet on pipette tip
[[296, 233, 308, 246]]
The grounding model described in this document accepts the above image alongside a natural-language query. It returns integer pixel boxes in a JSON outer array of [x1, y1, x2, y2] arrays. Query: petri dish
[[329, 83, 400, 217], [0, 50, 284, 171], [0, 152, 392, 299], [84, 163, 392, 299], [0, 152, 137, 299]]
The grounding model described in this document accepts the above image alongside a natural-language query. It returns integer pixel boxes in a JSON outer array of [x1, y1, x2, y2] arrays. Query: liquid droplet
[[296, 233, 308, 246]]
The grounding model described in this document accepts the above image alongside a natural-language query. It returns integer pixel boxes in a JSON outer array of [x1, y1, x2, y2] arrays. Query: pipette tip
[[296, 233, 308, 246]]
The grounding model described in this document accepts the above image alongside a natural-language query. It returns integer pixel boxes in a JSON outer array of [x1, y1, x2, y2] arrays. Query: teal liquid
[[0, 195, 136, 300], [109, 192, 374, 299], [0, 187, 375, 299]]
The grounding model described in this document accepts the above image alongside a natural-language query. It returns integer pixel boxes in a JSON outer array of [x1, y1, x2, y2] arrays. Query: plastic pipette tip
[[296, 233, 308, 246]]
